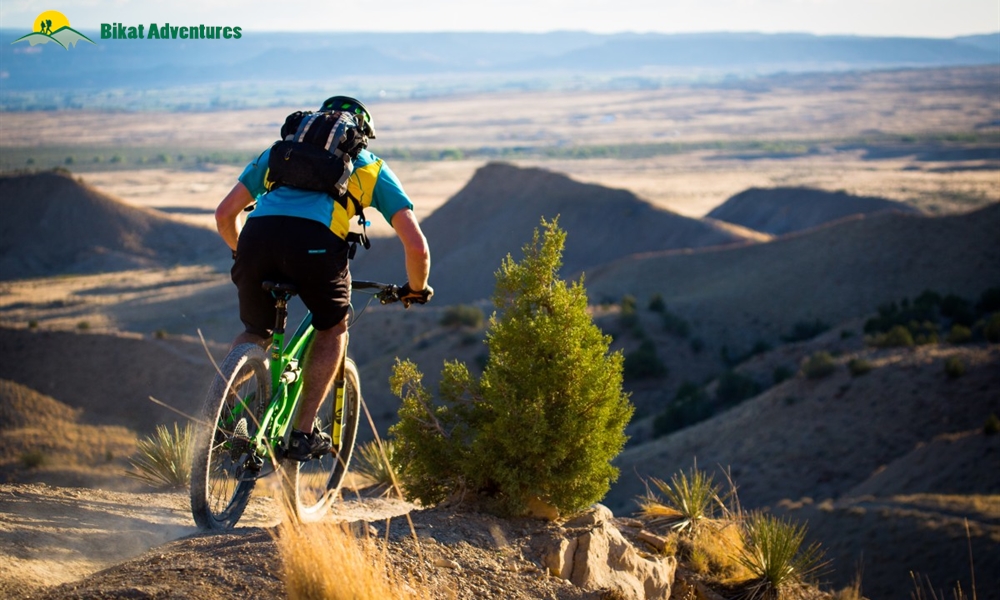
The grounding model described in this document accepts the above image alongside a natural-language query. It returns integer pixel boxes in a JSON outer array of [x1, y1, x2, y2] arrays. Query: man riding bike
[[214, 95, 432, 462]]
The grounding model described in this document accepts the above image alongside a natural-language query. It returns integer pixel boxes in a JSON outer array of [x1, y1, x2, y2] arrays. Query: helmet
[[319, 95, 375, 139]]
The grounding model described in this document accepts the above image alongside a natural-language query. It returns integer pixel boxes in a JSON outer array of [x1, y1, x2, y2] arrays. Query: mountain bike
[[190, 279, 405, 529]]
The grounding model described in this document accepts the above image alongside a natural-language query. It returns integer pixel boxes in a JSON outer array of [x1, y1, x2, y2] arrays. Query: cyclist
[[214, 95, 432, 462]]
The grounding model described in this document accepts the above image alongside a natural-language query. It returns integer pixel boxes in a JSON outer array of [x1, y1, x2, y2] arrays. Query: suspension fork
[[331, 332, 349, 447]]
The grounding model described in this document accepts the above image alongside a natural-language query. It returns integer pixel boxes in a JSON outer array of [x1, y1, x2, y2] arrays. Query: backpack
[[266, 110, 369, 198], [265, 110, 372, 255]]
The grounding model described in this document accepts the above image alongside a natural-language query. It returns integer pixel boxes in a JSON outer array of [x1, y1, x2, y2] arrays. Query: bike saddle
[[262, 281, 299, 298]]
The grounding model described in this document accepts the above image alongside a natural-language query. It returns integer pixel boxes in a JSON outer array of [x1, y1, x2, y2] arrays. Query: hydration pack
[[265, 110, 372, 256], [266, 110, 369, 199]]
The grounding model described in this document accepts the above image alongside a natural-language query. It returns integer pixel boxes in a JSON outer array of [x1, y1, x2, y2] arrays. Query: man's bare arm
[[215, 182, 255, 251], [390, 208, 430, 290]]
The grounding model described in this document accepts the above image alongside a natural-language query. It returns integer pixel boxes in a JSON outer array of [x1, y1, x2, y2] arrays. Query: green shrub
[[653, 383, 711, 437], [940, 294, 975, 326], [624, 339, 668, 380], [76, 321, 90, 330], [648, 294, 666, 313], [20, 450, 47, 469], [390, 218, 633, 516], [946, 324, 972, 344], [441, 304, 485, 329], [944, 356, 966, 379], [977, 287, 1000, 313], [125, 423, 193, 489], [690, 337, 705, 354], [984, 313, 1000, 343], [983, 413, 1000, 435], [802, 351, 837, 379], [870, 324, 915, 348], [772, 365, 794, 385], [781, 319, 830, 343], [661, 310, 691, 338], [619, 294, 640, 332], [716, 371, 761, 406], [847, 358, 873, 377]]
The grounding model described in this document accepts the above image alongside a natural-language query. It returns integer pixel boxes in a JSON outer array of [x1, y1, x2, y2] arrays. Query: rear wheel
[[190, 343, 270, 530], [286, 357, 362, 521]]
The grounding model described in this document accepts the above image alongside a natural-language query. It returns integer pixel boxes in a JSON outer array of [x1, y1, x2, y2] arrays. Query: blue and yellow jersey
[[238, 147, 413, 239]]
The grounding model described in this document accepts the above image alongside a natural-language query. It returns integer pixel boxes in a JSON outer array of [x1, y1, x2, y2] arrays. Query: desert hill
[[0, 171, 225, 281], [0, 379, 138, 489], [705, 186, 921, 235], [352, 162, 752, 304], [585, 202, 1000, 348], [604, 343, 1000, 596], [0, 326, 218, 435]]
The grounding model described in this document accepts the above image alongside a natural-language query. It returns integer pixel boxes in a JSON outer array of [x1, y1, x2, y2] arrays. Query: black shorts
[[232, 216, 351, 337]]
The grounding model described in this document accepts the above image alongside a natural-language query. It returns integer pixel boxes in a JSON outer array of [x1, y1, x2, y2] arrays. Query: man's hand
[[399, 283, 433, 307]]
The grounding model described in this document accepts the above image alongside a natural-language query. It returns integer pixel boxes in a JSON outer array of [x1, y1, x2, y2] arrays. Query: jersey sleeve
[[238, 147, 271, 198], [370, 157, 414, 225]]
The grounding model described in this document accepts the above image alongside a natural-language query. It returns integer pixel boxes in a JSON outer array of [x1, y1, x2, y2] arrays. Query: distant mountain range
[[0, 30, 996, 102]]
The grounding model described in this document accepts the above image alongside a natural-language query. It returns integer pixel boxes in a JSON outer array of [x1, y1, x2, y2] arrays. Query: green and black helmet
[[320, 95, 375, 139]]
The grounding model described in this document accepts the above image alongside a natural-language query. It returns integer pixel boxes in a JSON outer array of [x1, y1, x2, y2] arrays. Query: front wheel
[[190, 343, 270, 530], [285, 357, 362, 521]]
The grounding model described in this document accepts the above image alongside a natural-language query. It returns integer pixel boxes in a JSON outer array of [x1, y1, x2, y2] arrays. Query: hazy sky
[[2, 0, 997, 37]]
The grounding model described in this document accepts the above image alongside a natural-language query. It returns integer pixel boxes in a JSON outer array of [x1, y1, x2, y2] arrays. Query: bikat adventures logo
[[11, 10, 96, 49]]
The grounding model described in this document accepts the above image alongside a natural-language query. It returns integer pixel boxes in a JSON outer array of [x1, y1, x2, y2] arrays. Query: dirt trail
[[0, 481, 423, 600]]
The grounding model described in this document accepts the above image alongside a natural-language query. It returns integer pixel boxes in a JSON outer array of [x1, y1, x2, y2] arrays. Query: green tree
[[390, 217, 633, 516]]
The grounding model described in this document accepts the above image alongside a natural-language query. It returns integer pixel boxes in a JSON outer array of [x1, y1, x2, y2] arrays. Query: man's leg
[[294, 316, 348, 432]]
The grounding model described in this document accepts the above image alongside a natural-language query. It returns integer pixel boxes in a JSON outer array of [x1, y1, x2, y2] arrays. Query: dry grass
[[275, 506, 434, 600]]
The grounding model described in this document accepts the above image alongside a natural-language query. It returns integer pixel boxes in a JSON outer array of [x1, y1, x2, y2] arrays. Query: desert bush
[[781, 319, 830, 343], [946, 324, 973, 344], [847, 358, 873, 377], [690, 337, 705, 354], [652, 383, 712, 437], [637, 467, 724, 535], [390, 218, 633, 516], [944, 356, 966, 379], [624, 339, 668, 380], [353, 440, 400, 495], [125, 422, 193, 489], [983, 413, 1000, 436], [20, 450, 47, 469], [716, 371, 761, 406], [940, 294, 976, 326], [441, 304, 485, 329], [984, 313, 1000, 343], [977, 287, 1000, 313], [648, 294, 666, 313], [910, 320, 940, 345], [619, 294, 640, 333], [772, 365, 794, 385], [661, 311, 691, 338], [801, 351, 837, 379], [869, 324, 915, 348], [734, 511, 826, 600]]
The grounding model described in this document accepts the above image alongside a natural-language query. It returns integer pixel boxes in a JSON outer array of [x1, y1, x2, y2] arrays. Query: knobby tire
[[284, 357, 363, 522], [190, 343, 271, 530]]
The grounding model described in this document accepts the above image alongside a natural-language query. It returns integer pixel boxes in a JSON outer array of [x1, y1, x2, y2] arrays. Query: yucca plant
[[734, 511, 826, 600], [353, 439, 400, 496], [637, 467, 726, 535], [125, 422, 193, 489]]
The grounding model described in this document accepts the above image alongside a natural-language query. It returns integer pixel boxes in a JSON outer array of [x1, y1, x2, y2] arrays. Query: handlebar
[[352, 280, 404, 306]]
